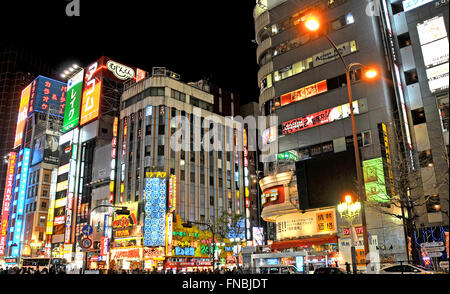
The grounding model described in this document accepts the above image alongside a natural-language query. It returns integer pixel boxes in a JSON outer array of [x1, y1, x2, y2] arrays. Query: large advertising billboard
[[363, 157, 390, 203], [261, 185, 285, 207], [14, 84, 32, 148], [63, 69, 84, 132], [0, 152, 17, 256], [28, 76, 67, 117], [143, 173, 167, 247]]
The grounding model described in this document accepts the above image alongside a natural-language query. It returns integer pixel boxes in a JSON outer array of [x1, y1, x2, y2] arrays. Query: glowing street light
[[303, 14, 380, 265]]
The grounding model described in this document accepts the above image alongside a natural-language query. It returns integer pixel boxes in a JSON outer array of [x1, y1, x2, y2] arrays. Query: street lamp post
[[304, 16, 377, 265], [338, 195, 362, 274], [182, 221, 217, 271]]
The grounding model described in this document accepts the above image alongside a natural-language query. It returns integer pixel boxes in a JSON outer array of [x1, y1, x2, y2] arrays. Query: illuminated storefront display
[[0, 152, 17, 256], [363, 157, 390, 203], [63, 69, 84, 132], [282, 100, 360, 135], [14, 85, 31, 148], [275, 208, 337, 241], [12, 148, 30, 257], [143, 173, 167, 247], [280, 80, 328, 106], [28, 76, 67, 117]]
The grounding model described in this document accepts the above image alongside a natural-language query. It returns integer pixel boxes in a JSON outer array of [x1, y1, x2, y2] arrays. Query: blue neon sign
[[12, 148, 30, 257], [143, 177, 166, 247]]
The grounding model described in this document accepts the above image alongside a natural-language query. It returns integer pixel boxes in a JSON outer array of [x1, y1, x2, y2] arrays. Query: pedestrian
[[345, 262, 351, 274]]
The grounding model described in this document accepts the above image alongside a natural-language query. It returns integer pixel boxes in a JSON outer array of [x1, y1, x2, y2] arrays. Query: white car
[[378, 264, 434, 274]]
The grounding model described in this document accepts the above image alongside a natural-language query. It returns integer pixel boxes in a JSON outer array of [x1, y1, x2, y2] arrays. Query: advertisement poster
[[143, 175, 167, 247], [28, 76, 67, 117], [363, 157, 389, 203], [31, 135, 45, 166], [80, 61, 102, 126]]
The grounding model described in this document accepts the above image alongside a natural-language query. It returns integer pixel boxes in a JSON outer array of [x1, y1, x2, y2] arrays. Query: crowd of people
[[0, 265, 66, 274]]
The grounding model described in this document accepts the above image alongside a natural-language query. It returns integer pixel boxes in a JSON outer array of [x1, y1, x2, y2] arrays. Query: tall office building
[[0, 43, 54, 208], [254, 0, 410, 268], [1, 75, 66, 262], [108, 67, 247, 271], [382, 0, 448, 265]]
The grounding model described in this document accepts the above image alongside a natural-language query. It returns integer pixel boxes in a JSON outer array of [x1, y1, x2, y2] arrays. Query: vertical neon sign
[[12, 148, 30, 257], [0, 152, 17, 256]]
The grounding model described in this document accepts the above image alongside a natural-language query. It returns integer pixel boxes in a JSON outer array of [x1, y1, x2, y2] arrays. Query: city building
[[383, 0, 449, 266], [0, 42, 54, 209], [110, 67, 248, 271], [0, 75, 66, 264], [253, 0, 410, 270]]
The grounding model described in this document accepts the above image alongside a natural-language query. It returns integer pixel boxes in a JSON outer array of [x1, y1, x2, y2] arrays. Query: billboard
[[417, 16, 448, 46], [28, 76, 67, 117], [280, 80, 328, 106], [275, 208, 337, 241], [14, 84, 32, 148], [80, 62, 102, 126], [282, 100, 360, 135], [143, 174, 167, 247], [63, 69, 84, 132], [363, 157, 390, 203], [0, 152, 17, 256], [12, 148, 30, 257], [44, 135, 60, 165], [31, 135, 45, 166]]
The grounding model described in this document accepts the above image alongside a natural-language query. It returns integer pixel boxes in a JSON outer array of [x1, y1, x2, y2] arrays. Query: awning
[[271, 235, 339, 250]]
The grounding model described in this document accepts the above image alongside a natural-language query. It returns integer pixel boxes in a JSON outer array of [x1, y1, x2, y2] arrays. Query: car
[[314, 267, 347, 274], [259, 265, 301, 274], [378, 264, 434, 274]]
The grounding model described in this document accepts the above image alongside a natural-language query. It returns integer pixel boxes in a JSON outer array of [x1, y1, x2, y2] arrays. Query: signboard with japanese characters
[[28, 76, 67, 117], [275, 208, 337, 241]]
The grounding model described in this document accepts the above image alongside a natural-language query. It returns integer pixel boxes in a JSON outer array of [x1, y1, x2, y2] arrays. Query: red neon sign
[[281, 80, 328, 106], [0, 152, 17, 256], [261, 185, 285, 207]]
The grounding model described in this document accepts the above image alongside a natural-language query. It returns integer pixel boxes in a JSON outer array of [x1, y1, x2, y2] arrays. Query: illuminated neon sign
[[143, 174, 167, 247], [12, 148, 30, 257], [63, 69, 84, 132], [282, 101, 360, 135], [0, 152, 17, 256], [261, 185, 285, 207], [281, 80, 328, 106], [80, 62, 102, 126]]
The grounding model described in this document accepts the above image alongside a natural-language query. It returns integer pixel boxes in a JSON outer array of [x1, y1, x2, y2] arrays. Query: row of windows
[[123, 87, 165, 108], [190, 96, 213, 112], [260, 40, 358, 93], [259, 13, 355, 67], [263, 67, 363, 115]]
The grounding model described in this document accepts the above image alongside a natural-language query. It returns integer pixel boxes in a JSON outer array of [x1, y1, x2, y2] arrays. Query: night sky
[[1, 0, 259, 104]]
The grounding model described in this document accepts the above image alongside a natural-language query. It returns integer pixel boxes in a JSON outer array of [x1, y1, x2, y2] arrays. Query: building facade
[[383, 0, 449, 267], [110, 68, 247, 271], [254, 0, 410, 269]]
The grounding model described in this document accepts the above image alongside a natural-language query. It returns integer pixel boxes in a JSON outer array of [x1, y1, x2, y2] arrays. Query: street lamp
[[303, 15, 378, 264], [337, 194, 361, 274]]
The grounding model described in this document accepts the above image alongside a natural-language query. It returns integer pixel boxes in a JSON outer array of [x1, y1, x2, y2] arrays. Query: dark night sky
[[0, 0, 260, 104]]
